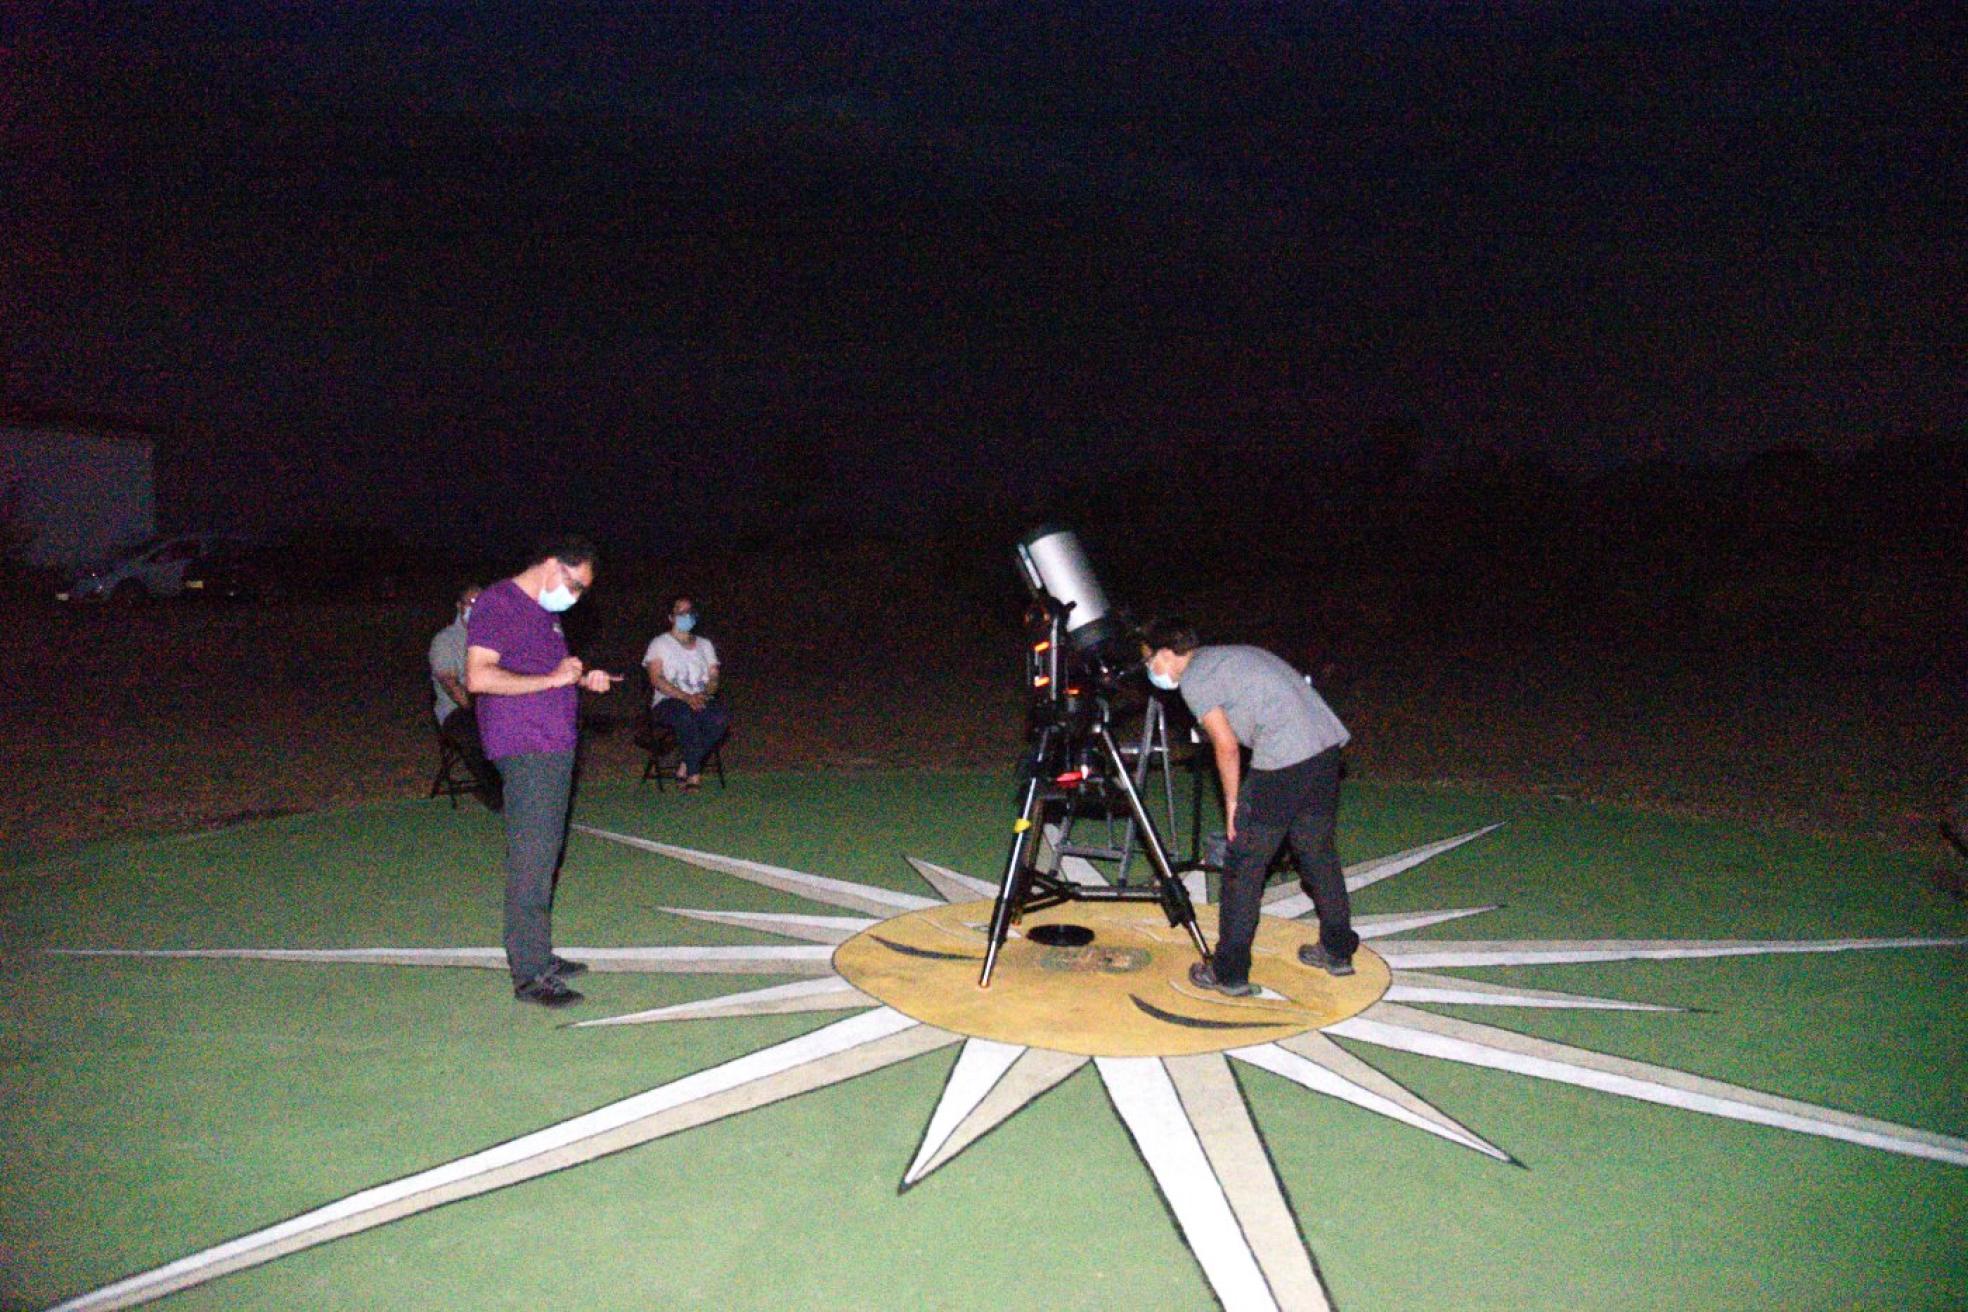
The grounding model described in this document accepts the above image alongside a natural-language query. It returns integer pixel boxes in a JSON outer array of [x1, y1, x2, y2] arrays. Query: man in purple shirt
[[466, 536, 622, 1007]]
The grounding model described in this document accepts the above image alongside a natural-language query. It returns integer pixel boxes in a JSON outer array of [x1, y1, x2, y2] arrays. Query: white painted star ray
[[1328, 1001, 1968, 1168], [902, 1040, 1089, 1185], [907, 855, 1001, 903], [45, 944, 841, 974], [1165, 1052, 1334, 1311], [1352, 906, 1499, 939], [48, 1007, 959, 1312], [1374, 935, 1968, 970], [1264, 823, 1506, 918], [1232, 1031, 1511, 1162], [573, 976, 880, 1028], [905, 1037, 1033, 1184], [574, 826, 941, 914], [657, 907, 876, 943], [1382, 969, 1682, 1012], [41, 819, 1968, 1312], [1100, 1055, 1326, 1312]]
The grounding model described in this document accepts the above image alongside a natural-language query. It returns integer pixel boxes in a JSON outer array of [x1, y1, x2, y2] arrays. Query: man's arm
[[468, 644, 582, 696], [1198, 707, 1242, 842], [435, 671, 471, 710]]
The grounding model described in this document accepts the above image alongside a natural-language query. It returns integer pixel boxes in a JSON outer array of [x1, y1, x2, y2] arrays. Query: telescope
[[1014, 525, 1133, 664], [1012, 526, 1146, 736], [978, 528, 1210, 987]]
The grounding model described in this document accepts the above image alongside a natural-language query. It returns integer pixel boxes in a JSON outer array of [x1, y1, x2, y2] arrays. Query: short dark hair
[[667, 593, 695, 613], [529, 535, 598, 570], [1143, 617, 1200, 655]]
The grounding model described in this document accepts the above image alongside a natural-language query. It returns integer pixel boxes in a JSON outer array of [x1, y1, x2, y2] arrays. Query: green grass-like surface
[[2, 771, 1964, 1311]]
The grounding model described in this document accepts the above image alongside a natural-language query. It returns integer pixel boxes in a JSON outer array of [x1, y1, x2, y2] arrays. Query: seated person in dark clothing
[[428, 583, 502, 810], [642, 593, 728, 790]]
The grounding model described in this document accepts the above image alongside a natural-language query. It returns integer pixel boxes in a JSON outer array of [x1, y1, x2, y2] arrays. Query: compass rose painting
[[5, 775, 1964, 1310]]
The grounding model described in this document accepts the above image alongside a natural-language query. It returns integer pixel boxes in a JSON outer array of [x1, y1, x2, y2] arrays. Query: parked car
[[180, 538, 286, 602], [54, 533, 246, 602], [181, 525, 413, 602]]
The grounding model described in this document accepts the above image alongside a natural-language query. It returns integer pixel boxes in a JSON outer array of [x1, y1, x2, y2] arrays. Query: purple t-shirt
[[466, 579, 579, 759]]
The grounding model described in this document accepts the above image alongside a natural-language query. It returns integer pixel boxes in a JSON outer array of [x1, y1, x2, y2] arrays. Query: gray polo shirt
[[1177, 645, 1349, 771], [428, 617, 468, 725]]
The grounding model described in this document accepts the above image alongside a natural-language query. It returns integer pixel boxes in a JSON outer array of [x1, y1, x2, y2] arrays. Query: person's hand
[[1226, 815, 1237, 844], [581, 669, 623, 694], [553, 656, 585, 687], [686, 692, 708, 711]]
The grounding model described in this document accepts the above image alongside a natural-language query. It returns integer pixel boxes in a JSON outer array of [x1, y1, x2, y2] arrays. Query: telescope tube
[[1016, 526, 1127, 657]]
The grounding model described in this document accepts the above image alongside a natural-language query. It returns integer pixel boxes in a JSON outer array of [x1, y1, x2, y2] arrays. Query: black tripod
[[977, 605, 1211, 989]]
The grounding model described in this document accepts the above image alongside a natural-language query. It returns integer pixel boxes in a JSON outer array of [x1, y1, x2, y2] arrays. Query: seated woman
[[643, 593, 729, 790]]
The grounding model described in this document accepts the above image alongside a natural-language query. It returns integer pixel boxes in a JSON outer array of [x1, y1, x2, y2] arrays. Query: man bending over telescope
[[1143, 619, 1359, 997]]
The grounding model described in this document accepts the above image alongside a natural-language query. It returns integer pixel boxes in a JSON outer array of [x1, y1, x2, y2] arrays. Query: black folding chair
[[429, 730, 478, 808], [633, 676, 727, 792]]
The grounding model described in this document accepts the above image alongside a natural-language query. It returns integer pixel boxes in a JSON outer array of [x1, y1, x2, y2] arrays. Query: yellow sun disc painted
[[833, 900, 1389, 1058]]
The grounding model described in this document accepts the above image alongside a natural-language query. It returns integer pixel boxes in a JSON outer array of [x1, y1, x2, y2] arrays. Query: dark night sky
[[4, 3, 1960, 549]]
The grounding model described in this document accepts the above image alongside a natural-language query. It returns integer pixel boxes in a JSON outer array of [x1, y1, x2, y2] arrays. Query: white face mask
[[538, 564, 581, 613]]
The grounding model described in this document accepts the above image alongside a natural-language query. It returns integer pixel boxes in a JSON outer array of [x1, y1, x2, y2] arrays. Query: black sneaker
[[549, 954, 589, 978], [514, 973, 584, 1007], [1188, 961, 1258, 998], [1297, 942, 1356, 977]]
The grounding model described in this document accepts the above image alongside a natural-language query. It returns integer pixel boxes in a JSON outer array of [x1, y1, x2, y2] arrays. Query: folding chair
[[634, 679, 727, 792], [429, 731, 478, 808]]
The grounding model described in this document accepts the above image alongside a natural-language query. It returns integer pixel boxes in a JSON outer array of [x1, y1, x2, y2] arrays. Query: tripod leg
[[979, 735, 1051, 988], [1113, 701, 1157, 885], [1149, 698, 1181, 860], [1190, 729, 1207, 864], [1096, 726, 1211, 963]]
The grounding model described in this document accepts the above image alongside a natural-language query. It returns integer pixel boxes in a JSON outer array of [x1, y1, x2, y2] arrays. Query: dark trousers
[[651, 696, 730, 775], [1213, 746, 1357, 986], [496, 750, 575, 984], [440, 707, 503, 808]]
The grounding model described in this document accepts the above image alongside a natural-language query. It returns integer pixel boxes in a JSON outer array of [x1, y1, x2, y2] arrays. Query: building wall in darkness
[[0, 425, 156, 568]]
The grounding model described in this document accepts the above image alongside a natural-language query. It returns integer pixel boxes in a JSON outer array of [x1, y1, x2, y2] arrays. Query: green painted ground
[[1, 771, 1964, 1311]]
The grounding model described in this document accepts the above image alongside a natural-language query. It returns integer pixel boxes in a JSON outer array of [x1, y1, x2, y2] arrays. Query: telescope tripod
[[977, 715, 1211, 988]]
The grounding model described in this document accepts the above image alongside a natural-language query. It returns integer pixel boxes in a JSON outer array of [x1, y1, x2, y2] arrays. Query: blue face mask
[[1147, 665, 1179, 692], [538, 563, 583, 613], [674, 612, 697, 633]]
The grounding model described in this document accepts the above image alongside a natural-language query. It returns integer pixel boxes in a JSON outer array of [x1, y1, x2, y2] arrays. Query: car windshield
[[109, 534, 168, 560]]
